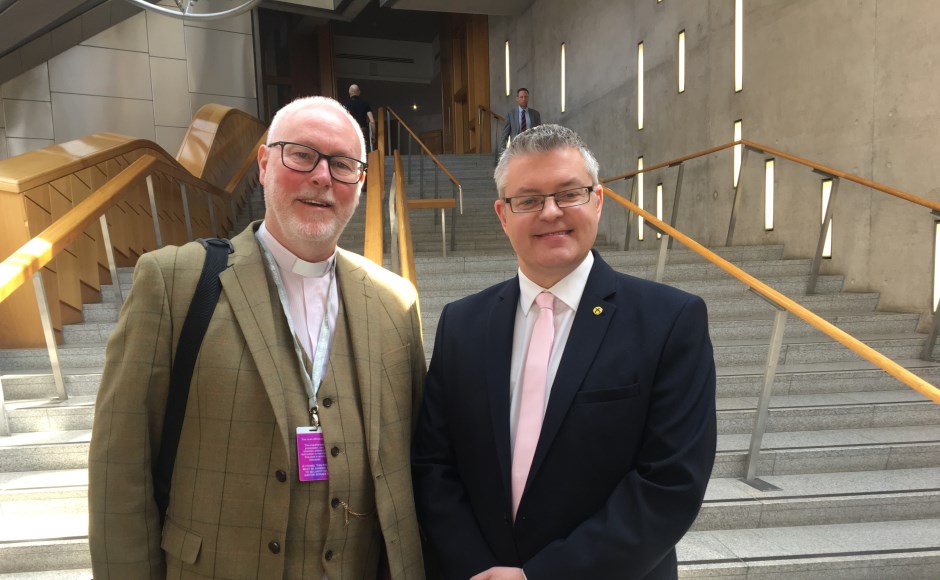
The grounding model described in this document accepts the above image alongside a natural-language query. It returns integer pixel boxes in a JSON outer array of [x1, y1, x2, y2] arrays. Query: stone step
[[677, 519, 940, 579], [0, 568, 94, 579], [0, 345, 106, 373], [713, 424, 940, 478], [0, 539, 90, 575], [696, 467, 940, 531], [0, 431, 90, 472], [5, 396, 97, 433], [0, 368, 103, 400]]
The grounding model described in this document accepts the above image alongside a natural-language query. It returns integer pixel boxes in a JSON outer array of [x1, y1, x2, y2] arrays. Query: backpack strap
[[153, 237, 233, 527]]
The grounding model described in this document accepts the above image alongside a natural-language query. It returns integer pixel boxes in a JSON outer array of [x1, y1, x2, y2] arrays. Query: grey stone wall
[[490, 0, 940, 324]]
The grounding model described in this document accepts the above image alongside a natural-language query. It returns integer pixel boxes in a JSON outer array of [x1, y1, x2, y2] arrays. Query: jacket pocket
[[161, 518, 203, 565], [573, 383, 641, 404]]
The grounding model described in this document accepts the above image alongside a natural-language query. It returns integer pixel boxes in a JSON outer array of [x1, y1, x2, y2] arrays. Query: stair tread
[[704, 467, 940, 502], [678, 518, 940, 562], [717, 424, 940, 452]]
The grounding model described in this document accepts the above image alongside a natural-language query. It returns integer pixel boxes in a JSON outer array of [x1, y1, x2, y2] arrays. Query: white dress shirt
[[508, 252, 594, 450]]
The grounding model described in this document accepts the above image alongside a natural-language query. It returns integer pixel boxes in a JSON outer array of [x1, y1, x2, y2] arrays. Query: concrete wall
[[0, 4, 257, 161], [490, 0, 940, 323]]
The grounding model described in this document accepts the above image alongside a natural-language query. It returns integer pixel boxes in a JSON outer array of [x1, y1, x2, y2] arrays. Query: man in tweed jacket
[[88, 96, 426, 579]]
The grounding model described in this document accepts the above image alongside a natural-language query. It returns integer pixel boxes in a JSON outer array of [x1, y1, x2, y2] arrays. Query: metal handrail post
[[744, 307, 788, 483], [440, 208, 447, 257], [180, 182, 194, 242], [922, 211, 940, 360], [407, 139, 413, 182], [807, 175, 840, 294], [32, 272, 68, 401], [419, 151, 425, 198], [207, 191, 218, 237], [389, 177, 401, 275], [99, 215, 124, 304], [146, 175, 164, 248], [668, 163, 685, 250], [725, 146, 750, 246], [623, 176, 637, 250], [0, 374, 10, 435], [457, 184, 464, 215], [923, 295, 940, 361], [655, 233, 669, 283], [450, 204, 457, 252]]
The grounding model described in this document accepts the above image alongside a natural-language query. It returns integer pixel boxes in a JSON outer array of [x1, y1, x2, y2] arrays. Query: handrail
[[0, 153, 236, 305], [603, 139, 940, 213], [478, 104, 506, 123], [385, 107, 461, 190], [363, 148, 385, 265], [602, 185, 940, 405], [391, 151, 417, 289]]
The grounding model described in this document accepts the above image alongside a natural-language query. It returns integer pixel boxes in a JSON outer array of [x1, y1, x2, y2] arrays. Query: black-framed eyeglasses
[[270, 141, 367, 184], [503, 185, 595, 213]]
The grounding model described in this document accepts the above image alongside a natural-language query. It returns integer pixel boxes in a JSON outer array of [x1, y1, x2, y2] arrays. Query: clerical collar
[[258, 222, 335, 278]]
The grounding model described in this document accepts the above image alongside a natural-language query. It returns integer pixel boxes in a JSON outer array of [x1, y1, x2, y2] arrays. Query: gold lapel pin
[[593, 306, 603, 316]]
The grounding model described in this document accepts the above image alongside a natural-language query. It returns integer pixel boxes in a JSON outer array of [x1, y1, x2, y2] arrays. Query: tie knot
[[535, 292, 555, 311]]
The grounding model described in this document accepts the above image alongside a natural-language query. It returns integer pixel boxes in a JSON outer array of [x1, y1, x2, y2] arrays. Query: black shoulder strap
[[153, 237, 233, 527]]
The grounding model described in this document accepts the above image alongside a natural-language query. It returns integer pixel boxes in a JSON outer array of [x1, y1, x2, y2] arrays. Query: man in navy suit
[[413, 124, 717, 579]]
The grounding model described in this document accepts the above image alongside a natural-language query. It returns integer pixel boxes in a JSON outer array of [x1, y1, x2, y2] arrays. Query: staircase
[[0, 153, 938, 578]]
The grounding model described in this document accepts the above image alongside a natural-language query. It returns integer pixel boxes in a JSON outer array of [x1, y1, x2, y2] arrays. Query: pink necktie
[[511, 291, 555, 518], [520, 109, 527, 133]]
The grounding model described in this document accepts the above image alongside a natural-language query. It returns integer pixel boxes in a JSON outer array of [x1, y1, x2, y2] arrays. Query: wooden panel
[[0, 193, 46, 347]]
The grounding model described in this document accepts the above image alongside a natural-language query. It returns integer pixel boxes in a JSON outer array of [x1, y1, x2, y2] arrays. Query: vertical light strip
[[505, 41, 511, 96], [821, 179, 833, 258], [637, 157, 645, 241], [678, 31, 686, 93], [764, 159, 775, 231], [735, 0, 743, 92], [561, 43, 567, 113], [934, 222, 940, 311], [637, 42, 644, 130], [656, 183, 664, 239], [733, 120, 742, 187]]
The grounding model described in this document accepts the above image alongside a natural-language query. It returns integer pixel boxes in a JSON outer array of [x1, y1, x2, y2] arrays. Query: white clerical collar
[[258, 222, 335, 278]]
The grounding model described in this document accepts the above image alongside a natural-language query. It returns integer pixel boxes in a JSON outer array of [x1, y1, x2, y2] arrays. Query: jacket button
[[275, 470, 287, 482], [269, 541, 281, 554], [325, 549, 334, 561], [331, 497, 340, 509], [322, 397, 333, 407], [331, 446, 340, 457]]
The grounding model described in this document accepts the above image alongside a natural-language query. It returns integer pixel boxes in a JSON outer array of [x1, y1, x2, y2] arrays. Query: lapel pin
[[592, 306, 603, 316]]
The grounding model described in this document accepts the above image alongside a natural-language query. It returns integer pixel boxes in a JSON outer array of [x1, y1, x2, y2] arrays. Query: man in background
[[347, 83, 376, 151], [498, 88, 541, 156]]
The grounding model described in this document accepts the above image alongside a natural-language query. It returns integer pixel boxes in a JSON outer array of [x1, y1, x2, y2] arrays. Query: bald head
[[349, 84, 361, 97]]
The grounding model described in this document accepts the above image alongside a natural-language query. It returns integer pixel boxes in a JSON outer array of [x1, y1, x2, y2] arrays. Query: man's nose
[[309, 156, 332, 182], [538, 196, 563, 218]]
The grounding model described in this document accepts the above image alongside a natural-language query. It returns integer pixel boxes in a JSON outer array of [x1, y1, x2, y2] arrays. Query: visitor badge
[[296, 426, 329, 481]]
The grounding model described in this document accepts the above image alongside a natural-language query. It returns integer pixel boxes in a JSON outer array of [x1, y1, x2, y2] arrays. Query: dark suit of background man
[[347, 83, 376, 151], [413, 124, 717, 580], [89, 96, 426, 579], [498, 88, 541, 156]]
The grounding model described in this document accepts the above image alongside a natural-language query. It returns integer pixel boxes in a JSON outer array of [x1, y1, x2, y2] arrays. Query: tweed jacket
[[88, 223, 426, 579]]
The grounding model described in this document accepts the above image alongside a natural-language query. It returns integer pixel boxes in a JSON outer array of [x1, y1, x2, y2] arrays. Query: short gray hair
[[267, 96, 366, 162], [494, 124, 600, 198]]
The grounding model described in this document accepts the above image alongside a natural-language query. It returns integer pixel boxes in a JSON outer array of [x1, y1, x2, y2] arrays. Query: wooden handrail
[[478, 104, 506, 122], [602, 140, 940, 213], [392, 151, 417, 289], [363, 148, 385, 265], [0, 155, 158, 303], [602, 185, 940, 405], [385, 107, 461, 188], [223, 131, 267, 193]]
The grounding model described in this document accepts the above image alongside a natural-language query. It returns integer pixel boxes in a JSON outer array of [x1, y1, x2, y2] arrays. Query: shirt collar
[[258, 221, 335, 278], [518, 251, 594, 316]]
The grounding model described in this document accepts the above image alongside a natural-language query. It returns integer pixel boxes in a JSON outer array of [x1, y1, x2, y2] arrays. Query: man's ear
[[494, 198, 510, 231], [258, 145, 270, 182]]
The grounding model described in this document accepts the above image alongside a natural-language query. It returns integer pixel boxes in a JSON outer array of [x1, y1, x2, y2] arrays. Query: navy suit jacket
[[412, 252, 717, 579]]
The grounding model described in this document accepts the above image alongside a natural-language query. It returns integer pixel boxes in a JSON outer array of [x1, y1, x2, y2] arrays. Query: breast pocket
[[573, 383, 641, 404]]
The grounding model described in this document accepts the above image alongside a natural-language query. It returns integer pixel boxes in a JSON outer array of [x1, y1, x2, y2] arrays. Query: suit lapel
[[219, 225, 299, 450], [335, 250, 383, 471], [486, 279, 520, 504], [529, 254, 617, 480]]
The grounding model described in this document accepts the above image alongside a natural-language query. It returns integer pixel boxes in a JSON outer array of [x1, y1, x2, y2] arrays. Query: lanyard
[[256, 232, 335, 430]]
